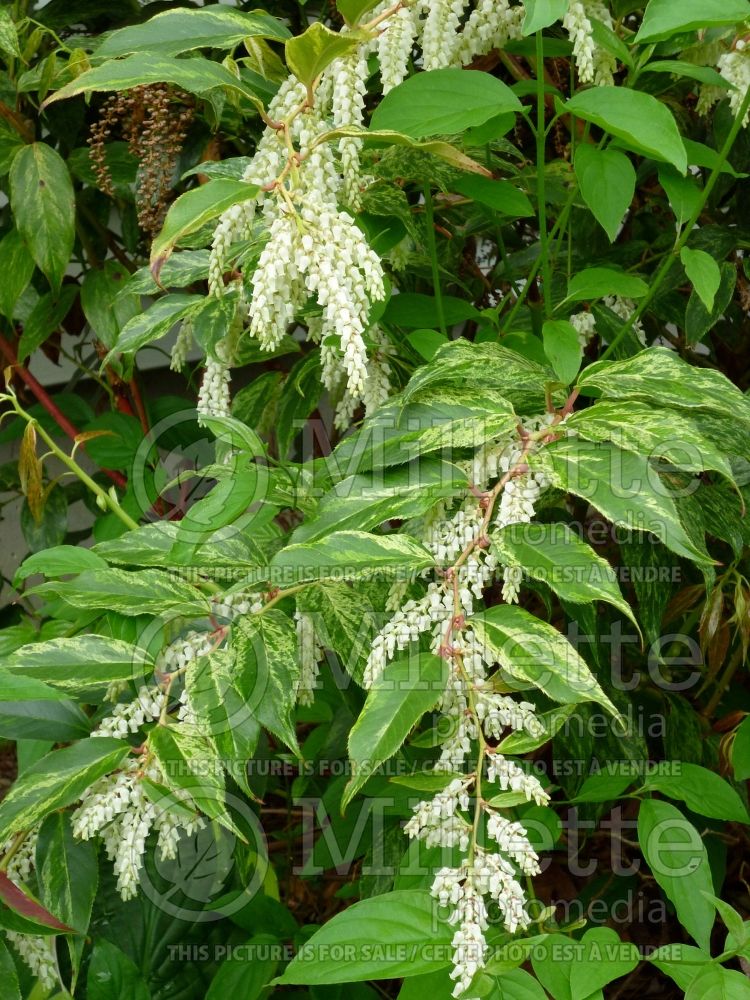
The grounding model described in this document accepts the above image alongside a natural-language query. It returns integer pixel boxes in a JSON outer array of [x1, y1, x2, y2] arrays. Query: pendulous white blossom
[[420, 0, 466, 71], [93, 685, 164, 738], [331, 47, 369, 209], [6, 932, 57, 990], [718, 46, 750, 126], [486, 752, 550, 806], [455, 0, 525, 66], [170, 316, 194, 372], [197, 357, 231, 425], [377, 4, 420, 92], [569, 310, 597, 348], [603, 295, 646, 346], [431, 851, 532, 996], [563, 1, 617, 86], [295, 610, 324, 706], [71, 756, 203, 900]]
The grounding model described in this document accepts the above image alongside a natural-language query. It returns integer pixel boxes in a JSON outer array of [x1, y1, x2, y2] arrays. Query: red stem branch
[[0, 332, 128, 490]]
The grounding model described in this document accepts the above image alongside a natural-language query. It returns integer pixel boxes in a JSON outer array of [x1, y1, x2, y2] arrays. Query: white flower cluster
[[197, 357, 231, 425], [421, 0, 466, 70], [170, 316, 193, 372], [211, 591, 263, 622], [1, 829, 57, 989], [487, 751, 549, 805], [377, 4, 420, 92], [93, 685, 164, 738], [406, 757, 544, 995], [5, 932, 57, 990], [71, 756, 203, 900], [718, 45, 750, 126], [455, 0, 525, 66], [563, 1, 617, 86], [248, 191, 386, 427], [603, 295, 646, 346], [432, 850, 532, 996], [295, 610, 324, 706], [331, 46, 369, 208], [569, 310, 597, 348]]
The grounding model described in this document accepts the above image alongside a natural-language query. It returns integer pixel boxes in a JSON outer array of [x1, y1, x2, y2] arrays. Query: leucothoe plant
[[1, 2, 750, 999]]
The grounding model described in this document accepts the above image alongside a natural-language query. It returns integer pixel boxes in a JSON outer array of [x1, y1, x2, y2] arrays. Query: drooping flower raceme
[[563, 1, 617, 86], [361, 415, 556, 995]]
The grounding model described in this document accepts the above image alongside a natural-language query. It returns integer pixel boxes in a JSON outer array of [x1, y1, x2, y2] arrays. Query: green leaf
[[293, 460, 467, 544], [648, 943, 712, 992], [635, 0, 750, 42], [0, 938, 20, 1000], [205, 934, 279, 1000], [574, 145, 635, 242], [276, 352, 323, 459], [175, 463, 269, 547], [523, 0, 568, 34], [344, 654, 448, 809], [9, 143, 75, 289], [81, 260, 140, 351], [659, 165, 703, 227], [402, 339, 553, 414], [0, 229, 35, 321], [275, 890, 452, 984], [406, 329, 449, 361], [37, 812, 97, 934], [17, 284, 77, 362], [107, 293, 204, 359], [286, 23, 362, 88], [640, 60, 734, 88], [494, 968, 548, 999], [530, 437, 711, 566], [576, 348, 750, 425], [566, 400, 738, 485], [491, 522, 636, 625], [637, 799, 715, 950], [0, 668, 69, 702], [338, 0, 381, 25], [371, 69, 521, 139], [685, 966, 750, 1000], [570, 768, 635, 804], [15, 543, 107, 583], [3, 635, 154, 697], [31, 567, 209, 616], [149, 725, 239, 837], [232, 610, 300, 754], [296, 582, 378, 680], [323, 125, 492, 176], [565, 87, 687, 173], [542, 320, 582, 384], [568, 928, 640, 996], [732, 716, 750, 781], [186, 649, 260, 796], [0, 738, 129, 839], [640, 761, 750, 823], [0, 692, 90, 742], [384, 293, 480, 328], [150, 179, 260, 277], [99, 6, 289, 57], [269, 530, 434, 583], [472, 605, 620, 714], [563, 266, 648, 304], [0, 8, 21, 59], [453, 175, 534, 217], [685, 262, 736, 345], [44, 53, 265, 107], [87, 939, 150, 1000]]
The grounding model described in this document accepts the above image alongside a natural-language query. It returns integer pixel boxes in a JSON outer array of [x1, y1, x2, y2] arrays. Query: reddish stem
[[0, 332, 128, 490]]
